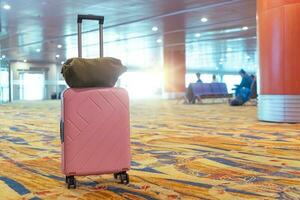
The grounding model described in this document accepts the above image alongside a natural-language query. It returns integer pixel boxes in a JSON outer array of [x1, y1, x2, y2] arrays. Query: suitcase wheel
[[113, 173, 119, 180], [120, 172, 129, 185], [66, 176, 77, 189], [113, 171, 129, 184]]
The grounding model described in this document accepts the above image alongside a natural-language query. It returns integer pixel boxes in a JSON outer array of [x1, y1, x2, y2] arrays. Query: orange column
[[163, 16, 186, 98], [257, 0, 300, 122], [163, 44, 186, 96]]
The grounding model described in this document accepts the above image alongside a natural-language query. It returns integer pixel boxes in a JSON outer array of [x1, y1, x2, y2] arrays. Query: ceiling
[[0, 0, 257, 73]]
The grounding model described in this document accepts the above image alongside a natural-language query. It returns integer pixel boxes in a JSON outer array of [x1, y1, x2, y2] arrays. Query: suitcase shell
[[61, 87, 131, 176]]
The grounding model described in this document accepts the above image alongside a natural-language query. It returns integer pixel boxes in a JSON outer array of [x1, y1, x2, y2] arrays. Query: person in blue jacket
[[235, 69, 253, 96], [229, 69, 253, 106]]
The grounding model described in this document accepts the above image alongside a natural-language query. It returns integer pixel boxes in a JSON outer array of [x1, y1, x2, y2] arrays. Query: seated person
[[212, 74, 218, 83], [185, 72, 202, 104], [234, 69, 253, 97], [196, 72, 203, 83], [229, 69, 253, 106], [229, 87, 252, 106]]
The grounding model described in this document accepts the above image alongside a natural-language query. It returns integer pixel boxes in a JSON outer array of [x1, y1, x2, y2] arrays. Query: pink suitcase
[[60, 15, 131, 189]]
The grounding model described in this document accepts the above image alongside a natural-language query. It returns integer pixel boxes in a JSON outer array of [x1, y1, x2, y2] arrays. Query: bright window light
[[22, 73, 45, 100], [223, 75, 241, 92], [119, 72, 163, 99], [0, 71, 9, 102], [185, 73, 214, 87]]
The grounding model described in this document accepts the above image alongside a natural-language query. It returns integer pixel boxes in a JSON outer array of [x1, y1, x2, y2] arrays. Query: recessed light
[[152, 26, 158, 32], [201, 17, 208, 23], [36, 49, 41, 52], [2, 55, 6, 58], [227, 48, 232, 52], [61, 61, 65, 65], [23, 59, 27, 63], [56, 54, 60, 58], [3, 4, 11, 10], [194, 33, 201, 38], [242, 26, 249, 31], [57, 44, 62, 48], [156, 39, 162, 43]]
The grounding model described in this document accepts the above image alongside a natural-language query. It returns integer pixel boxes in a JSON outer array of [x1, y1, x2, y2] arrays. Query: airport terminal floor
[[0, 100, 300, 200]]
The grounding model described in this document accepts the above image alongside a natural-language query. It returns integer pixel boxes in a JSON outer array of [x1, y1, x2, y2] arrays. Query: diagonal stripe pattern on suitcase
[[62, 88, 131, 176]]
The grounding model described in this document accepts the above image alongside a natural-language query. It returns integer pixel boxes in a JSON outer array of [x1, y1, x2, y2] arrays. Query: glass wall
[[19, 73, 45, 100], [223, 75, 241, 93], [185, 72, 241, 94], [119, 71, 163, 99], [0, 60, 10, 103]]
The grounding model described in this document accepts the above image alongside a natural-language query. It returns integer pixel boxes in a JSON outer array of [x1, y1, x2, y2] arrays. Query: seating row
[[191, 82, 231, 99]]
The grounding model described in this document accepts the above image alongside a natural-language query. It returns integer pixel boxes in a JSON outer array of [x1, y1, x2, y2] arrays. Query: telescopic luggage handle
[[77, 14, 105, 58]]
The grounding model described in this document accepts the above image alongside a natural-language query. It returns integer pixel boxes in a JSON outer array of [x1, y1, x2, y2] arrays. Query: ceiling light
[[152, 26, 158, 32], [156, 39, 162, 43], [3, 4, 11, 10], [2, 55, 6, 59], [247, 56, 251, 59], [220, 58, 224, 62], [242, 26, 249, 31], [194, 33, 201, 38], [219, 62, 223, 65], [36, 49, 41, 52], [23, 59, 27, 63], [57, 44, 62, 48], [56, 54, 60, 58], [227, 48, 232, 52], [61, 61, 65, 65], [201, 17, 208, 23]]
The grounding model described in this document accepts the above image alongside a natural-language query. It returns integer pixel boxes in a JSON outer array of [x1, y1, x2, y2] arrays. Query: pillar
[[257, 0, 300, 122], [163, 16, 186, 99]]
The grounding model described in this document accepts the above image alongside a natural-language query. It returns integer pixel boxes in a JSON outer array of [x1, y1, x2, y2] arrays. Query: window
[[119, 71, 163, 98], [0, 70, 9, 103], [223, 75, 241, 93], [185, 73, 219, 87], [20, 73, 45, 100]]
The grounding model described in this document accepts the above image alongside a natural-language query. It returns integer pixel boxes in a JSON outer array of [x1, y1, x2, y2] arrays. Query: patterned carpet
[[0, 100, 300, 200]]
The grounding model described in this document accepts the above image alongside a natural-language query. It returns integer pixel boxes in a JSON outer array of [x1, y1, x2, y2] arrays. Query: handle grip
[[77, 15, 104, 24], [77, 14, 104, 58]]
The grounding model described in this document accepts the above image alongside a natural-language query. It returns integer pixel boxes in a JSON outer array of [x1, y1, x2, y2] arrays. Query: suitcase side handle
[[77, 14, 104, 58], [60, 120, 64, 143], [77, 15, 104, 24]]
